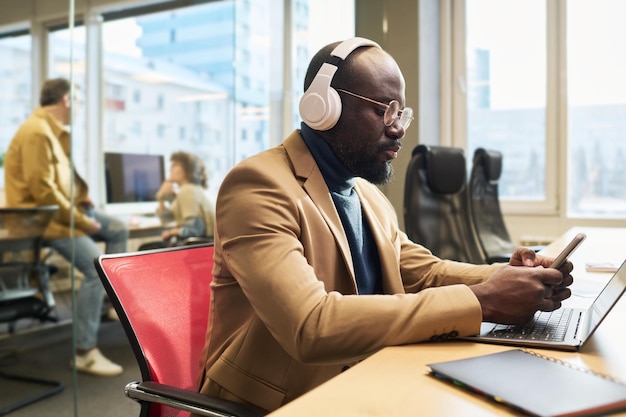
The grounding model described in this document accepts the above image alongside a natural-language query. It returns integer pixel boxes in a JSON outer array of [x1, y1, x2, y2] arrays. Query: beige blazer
[[198, 131, 502, 412], [4, 107, 92, 239]]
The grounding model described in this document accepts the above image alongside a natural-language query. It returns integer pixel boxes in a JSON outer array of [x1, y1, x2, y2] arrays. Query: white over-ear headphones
[[299, 37, 381, 131]]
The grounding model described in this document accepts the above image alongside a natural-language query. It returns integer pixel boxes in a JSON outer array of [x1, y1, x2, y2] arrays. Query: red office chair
[[95, 244, 262, 417]]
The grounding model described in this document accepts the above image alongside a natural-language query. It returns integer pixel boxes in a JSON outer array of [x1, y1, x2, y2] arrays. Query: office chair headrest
[[414, 145, 466, 194], [474, 148, 503, 182]]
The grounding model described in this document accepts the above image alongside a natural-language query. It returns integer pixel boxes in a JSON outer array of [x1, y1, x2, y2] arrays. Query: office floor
[[0, 290, 141, 417]]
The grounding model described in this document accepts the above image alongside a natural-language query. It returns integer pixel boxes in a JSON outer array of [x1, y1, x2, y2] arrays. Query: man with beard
[[195, 38, 572, 414]]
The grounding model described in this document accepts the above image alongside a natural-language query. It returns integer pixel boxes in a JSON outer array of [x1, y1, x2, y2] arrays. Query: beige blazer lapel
[[283, 132, 356, 286]]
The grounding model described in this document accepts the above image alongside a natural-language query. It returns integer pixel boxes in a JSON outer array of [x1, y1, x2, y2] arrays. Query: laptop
[[463, 259, 626, 351]]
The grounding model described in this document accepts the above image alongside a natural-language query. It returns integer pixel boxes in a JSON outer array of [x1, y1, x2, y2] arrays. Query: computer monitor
[[104, 152, 165, 215]]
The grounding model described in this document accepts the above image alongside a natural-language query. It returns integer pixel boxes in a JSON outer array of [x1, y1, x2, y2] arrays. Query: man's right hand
[[469, 265, 567, 324], [86, 218, 102, 235], [157, 180, 175, 201]]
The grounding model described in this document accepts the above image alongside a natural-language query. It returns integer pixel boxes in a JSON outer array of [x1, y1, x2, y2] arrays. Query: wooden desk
[[128, 223, 168, 239], [127, 216, 172, 239], [268, 227, 626, 416]]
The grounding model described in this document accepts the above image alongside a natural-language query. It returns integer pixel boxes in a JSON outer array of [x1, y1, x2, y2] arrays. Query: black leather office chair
[[469, 148, 544, 264], [0, 205, 64, 415], [403, 145, 486, 264], [468, 148, 517, 263]]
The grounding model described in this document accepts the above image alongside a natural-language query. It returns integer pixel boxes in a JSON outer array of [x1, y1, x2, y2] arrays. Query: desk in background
[[268, 227, 626, 417], [124, 214, 169, 239], [129, 224, 168, 240]]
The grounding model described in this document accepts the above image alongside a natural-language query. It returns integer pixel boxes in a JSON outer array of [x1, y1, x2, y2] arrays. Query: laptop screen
[[585, 260, 626, 340]]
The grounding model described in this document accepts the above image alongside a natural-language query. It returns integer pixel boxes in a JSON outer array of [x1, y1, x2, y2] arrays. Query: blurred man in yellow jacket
[[4, 78, 128, 376]]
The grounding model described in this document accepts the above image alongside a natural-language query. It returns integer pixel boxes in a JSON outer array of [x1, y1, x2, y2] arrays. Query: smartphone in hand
[[549, 232, 587, 269]]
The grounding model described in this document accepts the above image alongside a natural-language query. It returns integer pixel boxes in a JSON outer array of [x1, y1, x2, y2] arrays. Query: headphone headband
[[330, 37, 380, 59], [299, 37, 382, 131]]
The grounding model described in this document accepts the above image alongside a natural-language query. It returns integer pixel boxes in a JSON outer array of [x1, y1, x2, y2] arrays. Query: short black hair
[[39, 78, 71, 106]]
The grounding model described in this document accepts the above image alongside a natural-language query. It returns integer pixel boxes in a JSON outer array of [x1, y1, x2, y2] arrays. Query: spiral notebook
[[428, 349, 626, 417]]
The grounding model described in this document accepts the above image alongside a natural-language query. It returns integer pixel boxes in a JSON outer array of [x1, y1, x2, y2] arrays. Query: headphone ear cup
[[299, 86, 341, 131], [299, 89, 325, 128], [321, 87, 342, 131], [299, 63, 343, 131]]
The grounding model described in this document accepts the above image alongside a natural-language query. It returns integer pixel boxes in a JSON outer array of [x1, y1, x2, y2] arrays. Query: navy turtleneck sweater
[[300, 123, 383, 295]]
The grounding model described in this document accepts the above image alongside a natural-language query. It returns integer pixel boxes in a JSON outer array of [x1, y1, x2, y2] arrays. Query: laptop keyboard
[[487, 309, 574, 342]]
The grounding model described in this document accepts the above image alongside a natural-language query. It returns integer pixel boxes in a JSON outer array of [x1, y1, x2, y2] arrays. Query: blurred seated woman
[[141, 151, 214, 250]]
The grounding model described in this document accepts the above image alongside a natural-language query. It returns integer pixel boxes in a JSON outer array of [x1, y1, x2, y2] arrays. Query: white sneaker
[[73, 348, 124, 376], [107, 307, 120, 321]]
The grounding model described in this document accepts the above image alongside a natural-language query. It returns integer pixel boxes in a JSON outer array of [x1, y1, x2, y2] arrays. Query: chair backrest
[[469, 148, 516, 262], [403, 145, 485, 264], [95, 243, 214, 417]]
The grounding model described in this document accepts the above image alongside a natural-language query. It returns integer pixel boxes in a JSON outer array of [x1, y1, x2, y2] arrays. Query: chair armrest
[[126, 381, 263, 417]]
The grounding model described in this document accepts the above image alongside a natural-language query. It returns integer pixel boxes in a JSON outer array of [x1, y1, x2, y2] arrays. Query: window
[[566, 0, 626, 217], [455, 0, 626, 219], [131, 121, 142, 135], [0, 31, 31, 188], [97, 0, 351, 208], [157, 124, 166, 138], [102, 1, 256, 201], [464, 0, 547, 204], [156, 94, 164, 110]]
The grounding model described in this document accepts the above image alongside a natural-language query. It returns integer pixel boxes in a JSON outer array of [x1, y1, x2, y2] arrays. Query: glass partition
[[49, 25, 88, 177]]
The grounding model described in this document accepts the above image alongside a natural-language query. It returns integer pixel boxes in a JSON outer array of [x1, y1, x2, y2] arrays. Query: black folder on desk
[[428, 349, 626, 417]]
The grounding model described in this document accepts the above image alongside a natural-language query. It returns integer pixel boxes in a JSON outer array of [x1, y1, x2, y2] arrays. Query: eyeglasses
[[336, 88, 414, 130]]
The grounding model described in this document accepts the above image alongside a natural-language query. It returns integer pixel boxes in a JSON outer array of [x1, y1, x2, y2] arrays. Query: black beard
[[330, 140, 393, 185], [334, 146, 394, 185], [358, 160, 394, 184]]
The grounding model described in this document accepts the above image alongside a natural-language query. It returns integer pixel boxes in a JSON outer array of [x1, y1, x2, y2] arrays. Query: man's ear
[[62, 93, 71, 108]]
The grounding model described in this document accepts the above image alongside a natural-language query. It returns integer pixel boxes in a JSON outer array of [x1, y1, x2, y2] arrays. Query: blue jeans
[[46, 209, 128, 351]]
